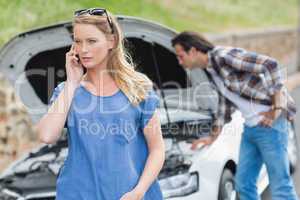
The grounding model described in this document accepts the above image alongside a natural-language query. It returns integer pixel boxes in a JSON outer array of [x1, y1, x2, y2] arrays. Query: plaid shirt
[[206, 46, 297, 129]]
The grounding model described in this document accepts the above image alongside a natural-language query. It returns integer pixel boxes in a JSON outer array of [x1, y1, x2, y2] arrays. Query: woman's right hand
[[65, 44, 84, 86]]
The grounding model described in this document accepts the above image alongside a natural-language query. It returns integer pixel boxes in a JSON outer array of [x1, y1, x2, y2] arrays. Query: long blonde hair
[[72, 10, 153, 106]]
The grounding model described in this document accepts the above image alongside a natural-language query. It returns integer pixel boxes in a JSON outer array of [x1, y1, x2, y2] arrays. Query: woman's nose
[[81, 43, 89, 53]]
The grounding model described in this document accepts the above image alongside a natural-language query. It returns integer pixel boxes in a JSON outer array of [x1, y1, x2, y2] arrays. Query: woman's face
[[73, 23, 114, 69]]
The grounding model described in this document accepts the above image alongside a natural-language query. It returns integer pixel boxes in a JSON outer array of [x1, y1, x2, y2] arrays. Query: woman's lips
[[81, 57, 92, 62]]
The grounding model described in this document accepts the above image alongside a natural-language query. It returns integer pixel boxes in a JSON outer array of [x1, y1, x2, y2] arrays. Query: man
[[171, 31, 298, 200]]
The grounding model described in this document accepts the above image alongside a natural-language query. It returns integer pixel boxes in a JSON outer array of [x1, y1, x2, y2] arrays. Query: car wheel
[[288, 122, 299, 174], [218, 168, 237, 200]]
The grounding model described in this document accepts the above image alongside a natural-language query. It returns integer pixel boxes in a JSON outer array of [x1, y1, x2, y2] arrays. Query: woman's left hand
[[120, 189, 143, 200]]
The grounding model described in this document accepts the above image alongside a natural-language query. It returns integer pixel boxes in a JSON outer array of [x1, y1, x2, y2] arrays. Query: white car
[[0, 16, 298, 200]]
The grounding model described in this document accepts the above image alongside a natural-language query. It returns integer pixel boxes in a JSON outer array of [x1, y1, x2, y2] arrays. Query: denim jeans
[[235, 114, 299, 200]]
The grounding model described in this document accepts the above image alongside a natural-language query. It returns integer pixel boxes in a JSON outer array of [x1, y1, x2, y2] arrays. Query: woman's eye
[[88, 40, 97, 44], [74, 40, 80, 44]]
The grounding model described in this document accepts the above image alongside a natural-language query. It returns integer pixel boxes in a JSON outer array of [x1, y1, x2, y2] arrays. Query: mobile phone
[[75, 54, 86, 73], [75, 54, 81, 65]]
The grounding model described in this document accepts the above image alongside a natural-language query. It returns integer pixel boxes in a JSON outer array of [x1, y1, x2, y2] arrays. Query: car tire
[[288, 122, 299, 174], [218, 168, 238, 200]]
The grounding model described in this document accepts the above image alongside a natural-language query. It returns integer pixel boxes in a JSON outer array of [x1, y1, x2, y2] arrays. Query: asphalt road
[[262, 87, 300, 199]]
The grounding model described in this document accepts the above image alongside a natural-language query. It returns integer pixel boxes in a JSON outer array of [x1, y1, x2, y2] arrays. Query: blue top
[[49, 82, 163, 200]]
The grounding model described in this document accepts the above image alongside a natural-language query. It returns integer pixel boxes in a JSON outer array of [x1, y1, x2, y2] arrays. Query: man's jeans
[[235, 114, 299, 200]]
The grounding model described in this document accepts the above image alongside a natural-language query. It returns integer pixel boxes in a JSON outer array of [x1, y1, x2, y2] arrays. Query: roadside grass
[[0, 0, 298, 47]]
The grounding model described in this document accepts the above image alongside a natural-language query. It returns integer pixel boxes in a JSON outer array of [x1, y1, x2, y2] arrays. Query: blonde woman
[[35, 8, 165, 200]]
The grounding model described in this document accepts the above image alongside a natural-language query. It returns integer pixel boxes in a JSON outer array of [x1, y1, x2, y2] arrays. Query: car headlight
[[159, 172, 199, 199], [0, 188, 23, 200]]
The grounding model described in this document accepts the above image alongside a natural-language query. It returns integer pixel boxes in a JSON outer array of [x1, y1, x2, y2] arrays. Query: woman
[[35, 8, 165, 200]]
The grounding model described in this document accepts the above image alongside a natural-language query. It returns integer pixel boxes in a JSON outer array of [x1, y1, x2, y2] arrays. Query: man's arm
[[211, 92, 226, 137], [215, 47, 284, 96], [223, 48, 287, 125], [259, 88, 286, 127], [191, 91, 227, 149]]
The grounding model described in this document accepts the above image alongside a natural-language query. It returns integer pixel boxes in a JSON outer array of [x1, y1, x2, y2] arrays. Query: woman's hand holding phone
[[65, 44, 84, 86]]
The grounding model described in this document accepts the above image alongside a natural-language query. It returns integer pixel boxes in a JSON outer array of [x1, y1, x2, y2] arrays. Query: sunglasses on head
[[74, 8, 114, 34]]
